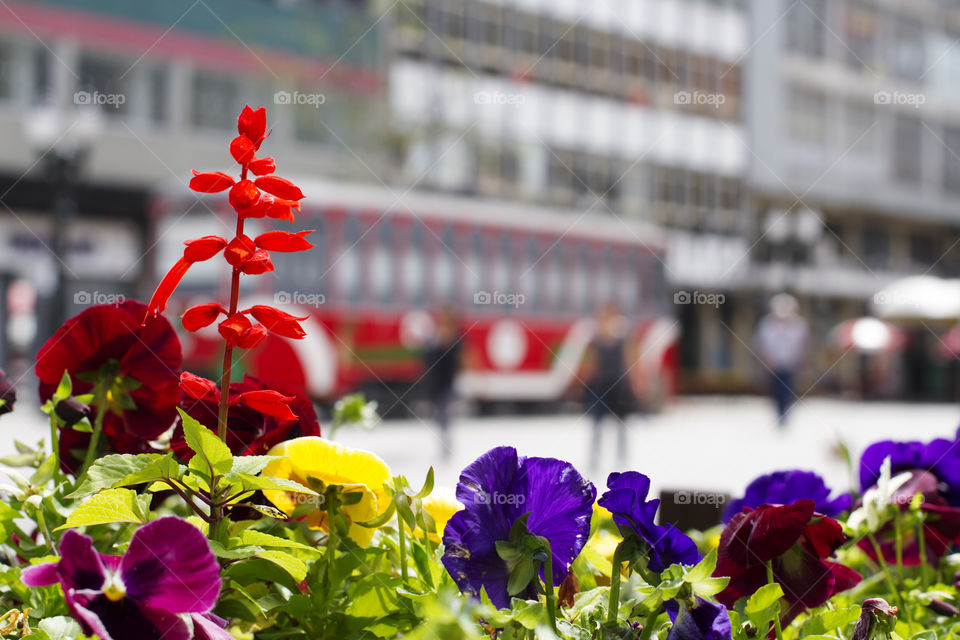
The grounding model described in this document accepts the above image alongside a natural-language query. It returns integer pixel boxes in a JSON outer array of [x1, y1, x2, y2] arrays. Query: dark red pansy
[[244, 305, 308, 339], [254, 176, 304, 201], [224, 235, 256, 267], [237, 105, 267, 148], [36, 300, 182, 473], [189, 170, 235, 193], [248, 157, 275, 176], [255, 230, 314, 252], [181, 303, 225, 332], [714, 500, 861, 627], [175, 375, 321, 459]]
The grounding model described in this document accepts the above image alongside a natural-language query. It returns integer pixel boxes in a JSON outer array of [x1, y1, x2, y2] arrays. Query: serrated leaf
[[685, 547, 718, 582], [178, 408, 232, 476], [230, 456, 276, 476], [57, 488, 149, 530], [69, 454, 167, 499], [256, 549, 308, 582], [228, 473, 317, 495]]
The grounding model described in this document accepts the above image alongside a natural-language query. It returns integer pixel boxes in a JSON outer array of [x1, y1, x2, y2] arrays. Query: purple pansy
[[22, 517, 229, 640], [722, 470, 851, 523], [667, 597, 733, 640], [860, 436, 960, 505], [598, 471, 701, 572], [441, 446, 596, 609]]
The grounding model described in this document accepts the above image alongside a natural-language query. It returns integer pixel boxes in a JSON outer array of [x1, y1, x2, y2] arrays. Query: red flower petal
[[189, 170, 235, 193], [146, 258, 191, 319], [240, 249, 274, 275], [254, 230, 314, 252], [264, 198, 300, 223], [218, 314, 251, 346], [254, 176, 304, 201], [183, 236, 227, 262], [236, 323, 267, 349], [230, 135, 256, 165], [179, 372, 219, 401], [237, 105, 267, 147], [231, 389, 297, 421], [746, 500, 816, 563], [244, 305, 309, 339], [229, 180, 261, 212], [224, 235, 256, 267], [181, 303, 225, 332], [248, 157, 276, 176], [802, 515, 846, 559]]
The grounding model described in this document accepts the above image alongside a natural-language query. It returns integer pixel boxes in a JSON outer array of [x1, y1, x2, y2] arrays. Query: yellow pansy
[[262, 437, 391, 547]]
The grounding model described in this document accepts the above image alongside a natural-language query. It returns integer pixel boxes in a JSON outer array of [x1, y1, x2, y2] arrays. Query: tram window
[[466, 229, 484, 308], [569, 244, 589, 315], [492, 233, 511, 303], [403, 223, 426, 307], [620, 251, 639, 316], [337, 215, 363, 306], [371, 220, 394, 306], [520, 237, 537, 313], [272, 218, 325, 298], [596, 247, 613, 308], [432, 226, 457, 303]]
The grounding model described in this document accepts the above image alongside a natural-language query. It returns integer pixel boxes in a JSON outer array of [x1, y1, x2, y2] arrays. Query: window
[[888, 17, 925, 81], [787, 85, 827, 143], [191, 71, 239, 129], [371, 221, 394, 305], [32, 47, 51, 105], [432, 226, 457, 302], [843, 102, 876, 152], [943, 127, 960, 194], [893, 116, 923, 183], [402, 223, 425, 305], [786, 0, 826, 58], [148, 66, 169, 124], [910, 234, 937, 268], [861, 228, 890, 270], [337, 216, 363, 305], [77, 53, 130, 116], [0, 42, 13, 100], [844, 2, 878, 71]]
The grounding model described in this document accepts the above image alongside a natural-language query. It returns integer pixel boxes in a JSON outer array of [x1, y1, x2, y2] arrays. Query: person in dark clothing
[[586, 303, 634, 470], [422, 308, 462, 460]]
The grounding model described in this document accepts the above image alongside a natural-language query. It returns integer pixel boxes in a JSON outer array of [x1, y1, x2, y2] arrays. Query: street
[[4, 396, 958, 502]]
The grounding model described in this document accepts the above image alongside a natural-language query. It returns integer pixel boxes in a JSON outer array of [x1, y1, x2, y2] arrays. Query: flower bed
[[0, 107, 958, 640]]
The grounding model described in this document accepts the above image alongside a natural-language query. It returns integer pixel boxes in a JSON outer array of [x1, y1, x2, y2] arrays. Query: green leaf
[[226, 473, 317, 496], [745, 583, 783, 615], [236, 530, 320, 555], [57, 488, 149, 530], [54, 371, 72, 400], [230, 456, 276, 476], [30, 455, 58, 486], [178, 408, 232, 477], [38, 616, 83, 640], [256, 549, 308, 582], [685, 547, 718, 582], [413, 467, 435, 499], [69, 454, 169, 499]]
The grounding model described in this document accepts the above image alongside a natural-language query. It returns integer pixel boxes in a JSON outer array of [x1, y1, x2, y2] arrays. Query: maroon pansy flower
[[714, 500, 860, 625]]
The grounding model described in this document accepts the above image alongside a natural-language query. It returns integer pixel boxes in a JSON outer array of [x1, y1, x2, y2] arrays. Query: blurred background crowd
[[1, 0, 960, 429]]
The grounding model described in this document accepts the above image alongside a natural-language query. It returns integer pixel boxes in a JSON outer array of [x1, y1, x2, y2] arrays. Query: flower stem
[[917, 520, 930, 590], [606, 542, 624, 626], [216, 215, 244, 442], [543, 546, 557, 634], [765, 561, 784, 640], [397, 497, 409, 586], [894, 511, 905, 579], [48, 413, 60, 486], [868, 533, 910, 628], [638, 609, 659, 640], [79, 386, 108, 476]]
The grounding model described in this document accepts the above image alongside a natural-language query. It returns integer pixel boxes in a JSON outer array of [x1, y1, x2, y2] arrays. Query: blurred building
[[378, 0, 751, 390], [0, 0, 383, 359], [733, 0, 960, 398]]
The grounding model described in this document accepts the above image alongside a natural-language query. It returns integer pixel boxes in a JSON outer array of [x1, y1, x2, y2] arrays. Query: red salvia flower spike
[[236, 324, 267, 349], [145, 258, 191, 320], [218, 314, 252, 346], [179, 372, 219, 401], [224, 235, 256, 267], [255, 230, 314, 252], [248, 156, 276, 176], [231, 389, 297, 421], [189, 170, 235, 193], [183, 236, 228, 262], [181, 303, 226, 332], [240, 250, 274, 275], [254, 176, 304, 201], [228, 180, 261, 213], [230, 135, 256, 166], [244, 305, 309, 339], [237, 105, 267, 148]]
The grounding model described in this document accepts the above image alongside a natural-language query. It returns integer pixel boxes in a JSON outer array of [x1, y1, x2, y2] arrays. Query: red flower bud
[[244, 305, 309, 339], [180, 372, 219, 400], [231, 389, 297, 421], [248, 156, 276, 176], [224, 235, 256, 267], [183, 236, 227, 262], [181, 303, 226, 332], [255, 230, 314, 252], [236, 323, 267, 349], [237, 105, 267, 147], [240, 250, 274, 275], [145, 257, 191, 319], [218, 314, 252, 345], [189, 170, 235, 193], [254, 176, 304, 201], [229, 180, 261, 212], [230, 135, 256, 165]]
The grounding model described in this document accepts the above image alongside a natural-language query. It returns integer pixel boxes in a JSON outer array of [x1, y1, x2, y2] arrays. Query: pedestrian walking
[[753, 293, 808, 426]]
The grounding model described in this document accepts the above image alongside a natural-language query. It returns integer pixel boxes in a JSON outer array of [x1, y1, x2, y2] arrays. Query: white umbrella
[[871, 276, 960, 321], [829, 317, 905, 353]]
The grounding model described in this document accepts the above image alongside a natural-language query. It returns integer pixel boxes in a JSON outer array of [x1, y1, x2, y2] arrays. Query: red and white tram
[[150, 179, 678, 414]]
